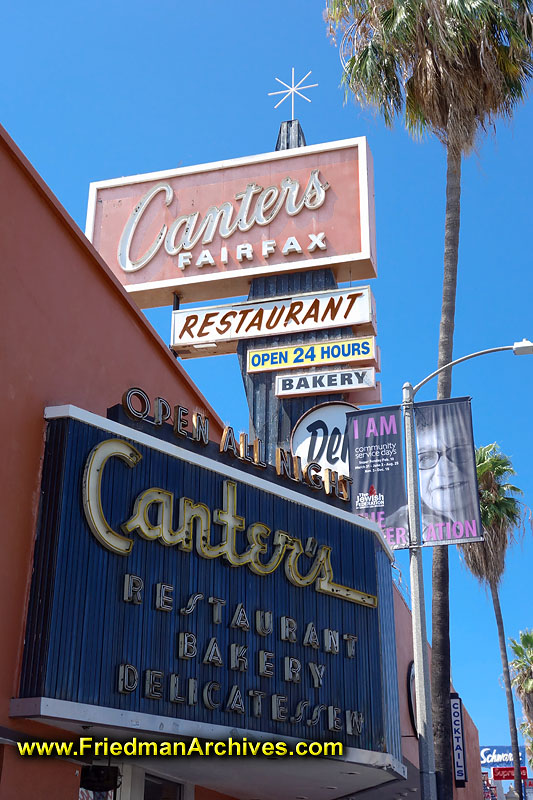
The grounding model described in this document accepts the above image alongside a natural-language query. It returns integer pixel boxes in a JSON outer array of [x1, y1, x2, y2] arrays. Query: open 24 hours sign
[[247, 336, 378, 373], [86, 138, 376, 306], [171, 287, 376, 358]]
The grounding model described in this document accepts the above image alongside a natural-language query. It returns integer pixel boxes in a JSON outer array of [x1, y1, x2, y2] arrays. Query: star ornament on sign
[[268, 68, 318, 121]]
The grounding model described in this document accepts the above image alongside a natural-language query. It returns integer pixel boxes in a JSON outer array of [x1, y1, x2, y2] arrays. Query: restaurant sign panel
[[480, 745, 527, 768], [16, 406, 399, 754], [492, 767, 528, 780], [171, 287, 375, 357], [86, 138, 376, 306]]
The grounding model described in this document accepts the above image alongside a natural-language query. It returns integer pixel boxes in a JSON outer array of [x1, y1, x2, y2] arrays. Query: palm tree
[[325, 2, 533, 796], [510, 630, 533, 767], [460, 444, 525, 799]]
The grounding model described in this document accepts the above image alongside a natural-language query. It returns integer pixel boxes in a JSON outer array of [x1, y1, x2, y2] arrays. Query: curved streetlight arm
[[412, 346, 513, 397]]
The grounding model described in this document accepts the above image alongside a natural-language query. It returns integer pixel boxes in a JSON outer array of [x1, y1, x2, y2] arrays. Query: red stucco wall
[[0, 124, 223, 764], [394, 586, 421, 769], [0, 744, 81, 800]]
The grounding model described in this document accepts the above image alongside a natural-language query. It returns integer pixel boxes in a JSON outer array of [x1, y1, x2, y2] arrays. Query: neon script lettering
[[117, 170, 329, 272], [82, 439, 376, 609]]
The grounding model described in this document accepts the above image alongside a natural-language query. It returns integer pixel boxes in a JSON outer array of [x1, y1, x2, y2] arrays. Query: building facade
[[1, 124, 481, 800]]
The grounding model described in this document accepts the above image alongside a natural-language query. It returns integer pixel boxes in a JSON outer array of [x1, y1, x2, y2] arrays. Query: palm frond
[[326, 0, 533, 153], [459, 443, 528, 588]]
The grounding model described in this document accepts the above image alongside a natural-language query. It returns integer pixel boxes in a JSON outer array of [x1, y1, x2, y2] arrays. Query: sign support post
[[237, 121, 352, 463]]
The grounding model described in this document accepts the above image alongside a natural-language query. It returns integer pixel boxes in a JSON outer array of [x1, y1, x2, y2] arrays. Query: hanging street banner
[[414, 398, 483, 547], [247, 336, 378, 374], [275, 367, 376, 398], [86, 138, 377, 307], [171, 287, 375, 357], [346, 406, 409, 551]]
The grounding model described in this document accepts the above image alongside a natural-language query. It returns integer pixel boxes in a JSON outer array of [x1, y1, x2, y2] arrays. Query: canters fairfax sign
[[171, 287, 375, 357], [86, 138, 376, 305], [450, 694, 467, 786], [16, 405, 401, 760]]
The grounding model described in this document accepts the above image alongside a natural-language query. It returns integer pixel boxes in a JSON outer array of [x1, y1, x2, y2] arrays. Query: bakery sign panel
[[171, 287, 375, 357], [86, 138, 376, 306], [14, 405, 403, 764], [275, 367, 376, 398]]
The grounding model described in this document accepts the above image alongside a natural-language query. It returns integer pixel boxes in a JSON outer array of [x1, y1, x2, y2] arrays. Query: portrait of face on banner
[[346, 406, 410, 550], [414, 398, 483, 546]]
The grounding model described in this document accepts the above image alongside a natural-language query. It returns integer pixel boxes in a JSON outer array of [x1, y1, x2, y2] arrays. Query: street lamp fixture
[[402, 339, 532, 800]]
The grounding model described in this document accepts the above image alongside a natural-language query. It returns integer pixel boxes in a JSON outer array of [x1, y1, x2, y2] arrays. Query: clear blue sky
[[3, 0, 532, 758]]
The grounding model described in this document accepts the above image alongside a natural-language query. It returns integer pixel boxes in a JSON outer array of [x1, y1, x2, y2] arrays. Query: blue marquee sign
[[18, 406, 401, 756]]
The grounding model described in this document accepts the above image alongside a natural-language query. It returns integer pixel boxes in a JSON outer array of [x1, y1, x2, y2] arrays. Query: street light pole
[[401, 339, 532, 800], [403, 380, 437, 800]]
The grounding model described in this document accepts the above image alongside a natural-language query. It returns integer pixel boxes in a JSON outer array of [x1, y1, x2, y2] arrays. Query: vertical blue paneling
[[376, 548, 402, 760], [20, 417, 400, 755]]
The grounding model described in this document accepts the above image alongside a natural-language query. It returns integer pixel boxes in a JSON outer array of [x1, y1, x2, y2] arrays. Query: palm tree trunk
[[432, 144, 461, 800], [490, 581, 524, 800], [432, 546, 452, 800], [436, 145, 461, 400]]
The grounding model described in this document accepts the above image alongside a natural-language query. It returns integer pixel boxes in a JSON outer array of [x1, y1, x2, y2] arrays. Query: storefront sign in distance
[[275, 367, 376, 398], [480, 745, 527, 767], [171, 287, 375, 357], [492, 767, 528, 781], [247, 336, 377, 374]]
